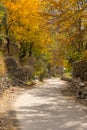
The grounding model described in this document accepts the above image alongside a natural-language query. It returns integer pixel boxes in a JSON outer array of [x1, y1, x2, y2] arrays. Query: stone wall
[[0, 56, 34, 96], [4, 56, 34, 85], [0, 74, 11, 96], [73, 61, 87, 81], [71, 78, 87, 99], [71, 61, 87, 100]]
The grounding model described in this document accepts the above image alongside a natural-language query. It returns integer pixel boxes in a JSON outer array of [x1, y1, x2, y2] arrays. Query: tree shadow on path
[[1, 78, 87, 130], [13, 79, 87, 130]]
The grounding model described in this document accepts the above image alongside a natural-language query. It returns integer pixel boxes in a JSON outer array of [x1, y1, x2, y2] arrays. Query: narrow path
[[1, 78, 87, 130]]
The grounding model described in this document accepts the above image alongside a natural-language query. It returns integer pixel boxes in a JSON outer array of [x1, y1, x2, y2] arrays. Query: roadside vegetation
[[0, 0, 87, 83]]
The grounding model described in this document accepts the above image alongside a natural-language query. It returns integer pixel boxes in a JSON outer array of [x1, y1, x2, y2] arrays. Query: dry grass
[[0, 52, 6, 76]]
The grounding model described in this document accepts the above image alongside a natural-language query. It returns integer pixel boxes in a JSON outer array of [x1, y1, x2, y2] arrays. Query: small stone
[[79, 83, 85, 87]]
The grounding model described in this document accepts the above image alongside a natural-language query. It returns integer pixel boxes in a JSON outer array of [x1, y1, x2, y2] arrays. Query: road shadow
[[0, 110, 21, 130], [1, 78, 87, 130], [13, 79, 87, 130]]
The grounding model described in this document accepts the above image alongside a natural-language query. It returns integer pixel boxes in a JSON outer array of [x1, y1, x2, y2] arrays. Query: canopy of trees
[[0, 0, 87, 77], [41, 0, 87, 61]]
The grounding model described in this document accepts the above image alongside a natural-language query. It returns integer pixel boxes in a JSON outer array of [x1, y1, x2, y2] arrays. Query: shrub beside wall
[[73, 61, 87, 81]]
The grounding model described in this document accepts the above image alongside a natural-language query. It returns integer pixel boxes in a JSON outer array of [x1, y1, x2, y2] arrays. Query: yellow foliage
[[81, 51, 87, 60], [3, 0, 41, 40]]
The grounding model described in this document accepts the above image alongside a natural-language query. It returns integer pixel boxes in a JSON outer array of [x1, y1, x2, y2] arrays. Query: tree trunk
[[29, 42, 33, 57], [85, 43, 87, 50], [6, 37, 10, 55]]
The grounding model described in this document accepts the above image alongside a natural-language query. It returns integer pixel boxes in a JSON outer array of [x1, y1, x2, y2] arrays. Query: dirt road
[[0, 78, 87, 130]]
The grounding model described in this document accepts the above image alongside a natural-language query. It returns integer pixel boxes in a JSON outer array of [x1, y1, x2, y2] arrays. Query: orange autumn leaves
[[3, 0, 41, 41]]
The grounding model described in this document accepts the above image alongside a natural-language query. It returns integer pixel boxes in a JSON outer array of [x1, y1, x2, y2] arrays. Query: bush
[[81, 51, 87, 61], [14, 66, 34, 81], [5, 56, 18, 73], [5, 56, 34, 84], [34, 58, 48, 81]]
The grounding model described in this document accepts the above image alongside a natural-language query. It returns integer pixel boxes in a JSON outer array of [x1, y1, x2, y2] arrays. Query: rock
[[0, 74, 12, 96], [71, 77, 87, 100]]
